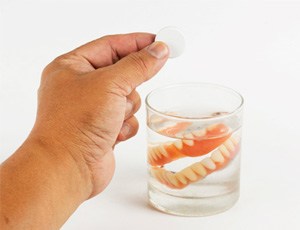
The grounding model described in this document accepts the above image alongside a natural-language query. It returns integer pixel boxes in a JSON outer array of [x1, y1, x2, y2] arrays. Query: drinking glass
[[146, 82, 243, 216]]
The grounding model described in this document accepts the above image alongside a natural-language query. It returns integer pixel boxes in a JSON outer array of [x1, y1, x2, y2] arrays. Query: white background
[[1, 0, 300, 229]]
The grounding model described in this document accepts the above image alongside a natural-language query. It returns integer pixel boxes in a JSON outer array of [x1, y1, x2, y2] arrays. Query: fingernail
[[125, 100, 134, 116], [147, 41, 169, 59], [121, 123, 131, 137]]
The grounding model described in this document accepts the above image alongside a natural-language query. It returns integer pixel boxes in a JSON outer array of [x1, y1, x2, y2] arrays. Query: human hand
[[30, 33, 169, 198]]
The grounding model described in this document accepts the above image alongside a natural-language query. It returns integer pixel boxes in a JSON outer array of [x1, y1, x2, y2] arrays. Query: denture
[[148, 122, 240, 189]]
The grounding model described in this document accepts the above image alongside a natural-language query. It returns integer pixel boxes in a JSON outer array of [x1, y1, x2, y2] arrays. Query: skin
[[0, 33, 169, 229]]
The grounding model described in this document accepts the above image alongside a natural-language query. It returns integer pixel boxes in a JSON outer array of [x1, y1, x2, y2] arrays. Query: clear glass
[[145, 82, 243, 216]]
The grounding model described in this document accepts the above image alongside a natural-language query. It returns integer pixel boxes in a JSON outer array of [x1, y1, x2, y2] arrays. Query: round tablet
[[155, 26, 185, 58]]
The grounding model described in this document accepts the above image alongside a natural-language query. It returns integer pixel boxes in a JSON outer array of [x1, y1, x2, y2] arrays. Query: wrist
[[0, 131, 94, 229], [25, 130, 94, 201]]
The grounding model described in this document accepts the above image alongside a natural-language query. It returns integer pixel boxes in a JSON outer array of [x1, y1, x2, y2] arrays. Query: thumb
[[107, 41, 169, 95]]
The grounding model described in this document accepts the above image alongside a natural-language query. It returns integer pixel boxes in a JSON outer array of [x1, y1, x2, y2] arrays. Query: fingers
[[73, 33, 156, 68], [119, 90, 141, 142], [125, 90, 141, 120], [47, 33, 169, 98], [104, 41, 169, 96], [116, 91, 140, 144], [117, 116, 139, 141]]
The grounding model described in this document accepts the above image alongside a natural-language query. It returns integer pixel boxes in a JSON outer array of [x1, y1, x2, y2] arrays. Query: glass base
[[148, 184, 239, 217]]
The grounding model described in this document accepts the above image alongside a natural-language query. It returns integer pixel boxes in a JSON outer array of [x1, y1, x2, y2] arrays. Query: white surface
[[155, 26, 185, 58], [1, 0, 300, 229]]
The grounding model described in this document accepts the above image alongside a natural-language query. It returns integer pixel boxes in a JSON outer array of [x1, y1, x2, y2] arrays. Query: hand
[[30, 33, 169, 197]]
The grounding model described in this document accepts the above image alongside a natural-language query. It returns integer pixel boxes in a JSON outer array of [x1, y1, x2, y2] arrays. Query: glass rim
[[145, 82, 244, 121]]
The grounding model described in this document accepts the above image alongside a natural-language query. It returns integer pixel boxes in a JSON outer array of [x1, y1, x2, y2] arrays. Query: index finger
[[72, 33, 155, 69]]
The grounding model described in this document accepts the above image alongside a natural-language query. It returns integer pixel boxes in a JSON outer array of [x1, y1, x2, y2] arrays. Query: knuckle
[[52, 54, 78, 69], [101, 34, 115, 41], [136, 92, 141, 103], [52, 54, 72, 67], [102, 75, 132, 96], [41, 54, 69, 77], [132, 92, 141, 111], [136, 97, 141, 110], [131, 117, 139, 135], [49, 53, 90, 74], [127, 53, 149, 78]]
